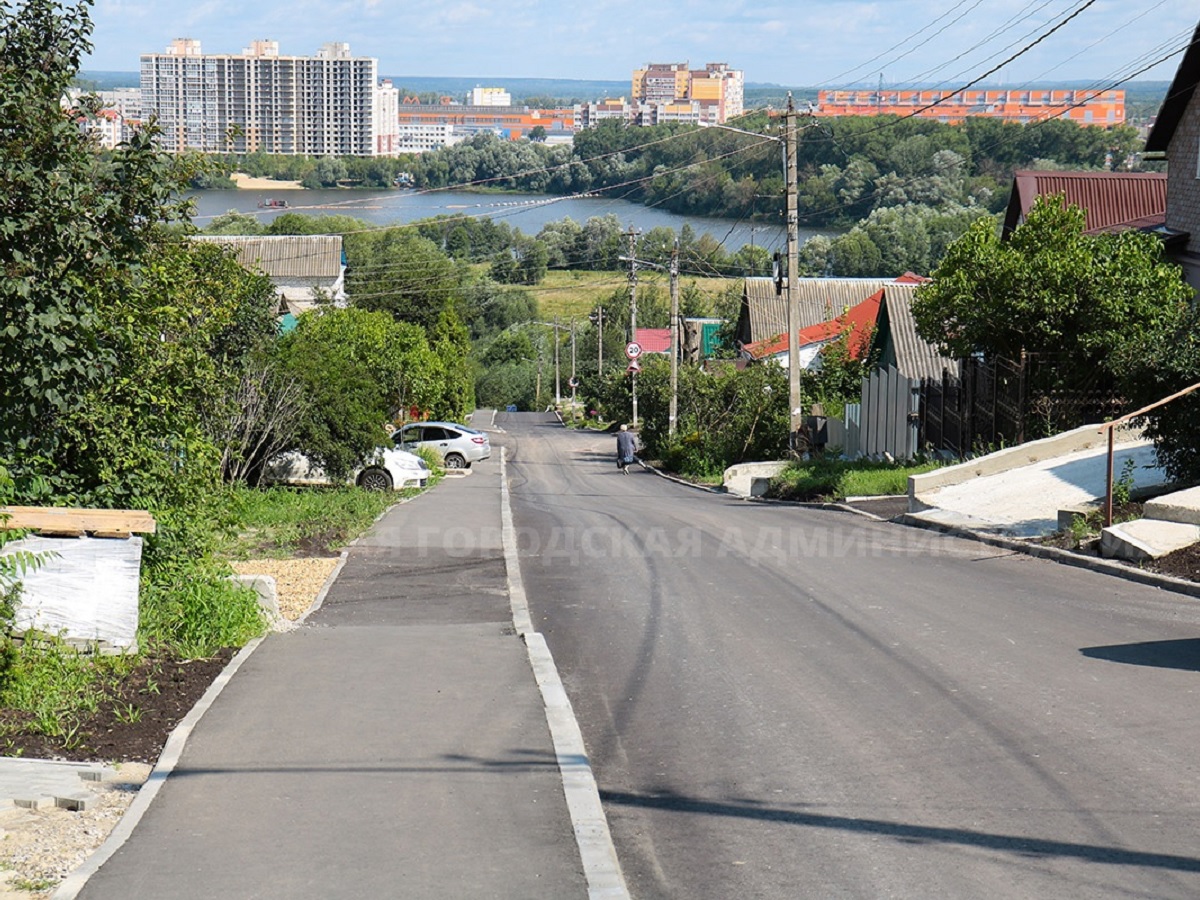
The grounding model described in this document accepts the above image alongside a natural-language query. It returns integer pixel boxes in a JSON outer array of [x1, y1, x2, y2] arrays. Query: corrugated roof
[[191, 235, 344, 279], [739, 277, 892, 345], [743, 290, 882, 360], [1002, 171, 1166, 237], [878, 284, 960, 380], [1145, 21, 1200, 154]]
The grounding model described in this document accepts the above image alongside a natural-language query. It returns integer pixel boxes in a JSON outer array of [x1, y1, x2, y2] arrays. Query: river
[[190, 188, 828, 255]]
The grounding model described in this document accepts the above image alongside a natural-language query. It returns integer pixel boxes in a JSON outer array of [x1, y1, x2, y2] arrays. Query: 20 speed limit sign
[[625, 341, 643, 359]]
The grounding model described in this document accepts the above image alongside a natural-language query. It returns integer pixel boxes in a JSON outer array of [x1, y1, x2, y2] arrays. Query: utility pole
[[553, 316, 561, 405], [783, 93, 803, 451], [570, 319, 577, 413], [626, 226, 639, 427], [595, 307, 604, 376], [669, 239, 680, 440]]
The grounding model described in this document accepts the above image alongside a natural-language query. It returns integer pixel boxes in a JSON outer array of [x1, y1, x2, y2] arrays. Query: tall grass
[[769, 457, 943, 502]]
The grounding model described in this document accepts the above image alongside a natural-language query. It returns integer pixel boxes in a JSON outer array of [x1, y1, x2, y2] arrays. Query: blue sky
[[84, 0, 1195, 88]]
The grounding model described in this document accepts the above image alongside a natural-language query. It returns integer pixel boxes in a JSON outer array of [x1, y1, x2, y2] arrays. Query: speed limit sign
[[625, 341, 643, 359]]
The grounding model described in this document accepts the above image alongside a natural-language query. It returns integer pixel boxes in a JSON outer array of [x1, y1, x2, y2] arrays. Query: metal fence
[[837, 355, 1123, 460]]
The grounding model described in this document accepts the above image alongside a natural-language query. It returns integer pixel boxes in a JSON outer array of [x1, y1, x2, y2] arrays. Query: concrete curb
[[500, 448, 629, 899]]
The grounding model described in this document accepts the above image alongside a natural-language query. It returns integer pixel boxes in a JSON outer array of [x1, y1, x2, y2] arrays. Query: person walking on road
[[616, 424, 637, 473]]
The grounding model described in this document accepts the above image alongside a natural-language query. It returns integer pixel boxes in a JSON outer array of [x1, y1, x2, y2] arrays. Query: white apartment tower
[[140, 39, 380, 155]]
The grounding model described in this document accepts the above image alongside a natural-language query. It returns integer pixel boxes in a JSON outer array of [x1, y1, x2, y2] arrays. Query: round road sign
[[625, 341, 643, 359]]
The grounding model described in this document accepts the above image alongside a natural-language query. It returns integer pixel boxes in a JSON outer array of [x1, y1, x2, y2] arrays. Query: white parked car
[[262, 447, 429, 491]]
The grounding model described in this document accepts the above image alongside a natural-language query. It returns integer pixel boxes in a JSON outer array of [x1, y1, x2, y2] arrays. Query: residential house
[[1002, 170, 1167, 238], [191, 235, 347, 318], [869, 283, 960, 381], [1143, 19, 1200, 291], [740, 289, 882, 371], [734, 276, 893, 350], [633, 328, 672, 355]]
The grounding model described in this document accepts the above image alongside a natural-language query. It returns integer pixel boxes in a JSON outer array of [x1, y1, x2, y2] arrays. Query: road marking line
[[500, 448, 630, 900]]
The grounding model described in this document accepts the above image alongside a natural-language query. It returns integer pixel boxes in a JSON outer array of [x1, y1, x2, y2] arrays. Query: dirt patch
[[1145, 543, 1200, 582], [0, 650, 235, 764]]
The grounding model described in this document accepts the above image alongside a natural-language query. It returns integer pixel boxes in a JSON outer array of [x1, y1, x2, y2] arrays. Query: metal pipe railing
[[1101, 380, 1200, 526]]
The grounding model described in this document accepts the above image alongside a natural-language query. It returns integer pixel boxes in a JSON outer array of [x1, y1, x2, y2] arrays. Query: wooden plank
[[0, 507, 156, 535]]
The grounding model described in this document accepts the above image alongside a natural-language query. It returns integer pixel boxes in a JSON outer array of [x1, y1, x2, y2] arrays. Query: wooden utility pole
[[669, 239, 680, 439], [553, 316, 561, 405], [783, 93, 803, 451], [596, 307, 604, 376], [627, 226, 639, 427]]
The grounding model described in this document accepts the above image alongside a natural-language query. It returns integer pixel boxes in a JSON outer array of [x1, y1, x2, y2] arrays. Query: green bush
[[636, 357, 789, 478]]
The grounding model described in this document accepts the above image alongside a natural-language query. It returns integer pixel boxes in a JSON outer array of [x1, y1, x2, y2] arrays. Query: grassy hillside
[[530, 269, 738, 321]]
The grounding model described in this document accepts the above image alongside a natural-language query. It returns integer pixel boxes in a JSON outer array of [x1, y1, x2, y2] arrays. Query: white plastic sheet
[[2, 535, 141, 650]]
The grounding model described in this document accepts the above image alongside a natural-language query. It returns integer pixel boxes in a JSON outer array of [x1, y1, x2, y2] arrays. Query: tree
[[346, 229, 463, 330], [0, 0, 200, 495], [912, 196, 1192, 362], [276, 308, 442, 478], [207, 209, 266, 235], [914, 195, 1194, 439]]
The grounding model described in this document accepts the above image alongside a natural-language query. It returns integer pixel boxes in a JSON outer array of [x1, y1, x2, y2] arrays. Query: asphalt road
[[501, 412, 1200, 899]]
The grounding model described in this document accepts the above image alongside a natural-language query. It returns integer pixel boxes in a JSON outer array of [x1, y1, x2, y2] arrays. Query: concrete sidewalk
[[65, 461, 596, 899], [910, 437, 1168, 538]]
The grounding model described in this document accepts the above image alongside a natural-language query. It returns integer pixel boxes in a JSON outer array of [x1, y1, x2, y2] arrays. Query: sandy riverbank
[[231, 172, 305, 190]]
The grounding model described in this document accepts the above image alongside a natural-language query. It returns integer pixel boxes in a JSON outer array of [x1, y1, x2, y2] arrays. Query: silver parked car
[[393, 421, 490, 469]]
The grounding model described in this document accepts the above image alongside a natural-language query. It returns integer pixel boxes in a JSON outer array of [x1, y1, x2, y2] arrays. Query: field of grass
[[531, 270, 739, 321]]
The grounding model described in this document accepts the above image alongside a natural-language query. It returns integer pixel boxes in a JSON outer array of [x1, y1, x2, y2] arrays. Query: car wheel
[[444, 453, 466, 469], [358, 467, 393, 491]]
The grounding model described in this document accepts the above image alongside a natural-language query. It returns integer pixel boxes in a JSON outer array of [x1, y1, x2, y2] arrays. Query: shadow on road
[[1080, 638, 1200, 672], [599, 788, 1200, 873]]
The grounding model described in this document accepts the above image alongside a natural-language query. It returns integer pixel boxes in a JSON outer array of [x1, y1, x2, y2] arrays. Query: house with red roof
[[633, 328, 672, 355], [741, 289, 882, 370], [1001, 170, 1167, 239]]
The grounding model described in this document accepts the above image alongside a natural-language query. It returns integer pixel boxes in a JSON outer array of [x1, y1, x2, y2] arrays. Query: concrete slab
[[911, 438, 1168, 538], [0, 758, 113, 810], [723, 461, 788, 497], [1144, 485, 1200, 526], [1100, 518, 1200, 561]]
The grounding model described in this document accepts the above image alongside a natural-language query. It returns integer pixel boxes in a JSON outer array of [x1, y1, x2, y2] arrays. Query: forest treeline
[[207, 112, 1147, 278]]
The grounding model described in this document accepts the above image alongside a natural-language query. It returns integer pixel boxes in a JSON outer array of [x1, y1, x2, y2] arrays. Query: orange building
[[815, 88, 1124, 126]]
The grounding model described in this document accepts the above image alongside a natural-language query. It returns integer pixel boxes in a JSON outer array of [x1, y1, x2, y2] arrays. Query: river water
[[190, 188, 825, 254]]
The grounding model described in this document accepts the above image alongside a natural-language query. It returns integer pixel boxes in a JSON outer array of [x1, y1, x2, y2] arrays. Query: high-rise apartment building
[[140, 39, 382, 155], [630, 62, 744, 124]]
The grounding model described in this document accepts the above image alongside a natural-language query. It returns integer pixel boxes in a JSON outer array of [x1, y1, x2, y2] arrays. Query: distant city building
[[396, 120, 465, 154], [140, 39, 387, 155], [375, 79, 400, 156], [395, 97, 575, 149], [814, 88, 1125, 126], [470, 87, 512, 107], [65, 86, 142, 148], [630, 62, 744, 124]]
